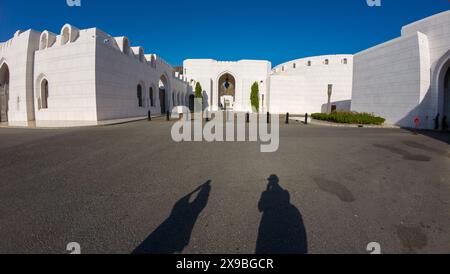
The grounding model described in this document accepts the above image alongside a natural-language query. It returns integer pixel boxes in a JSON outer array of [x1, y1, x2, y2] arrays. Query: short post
[[148, 110, 152, 121], [305, 113, 308, 125], [166, 111, 170, 121], [267, 112, 270, 124], [285, 113, 289, 124], [246, 112, 250, 123]]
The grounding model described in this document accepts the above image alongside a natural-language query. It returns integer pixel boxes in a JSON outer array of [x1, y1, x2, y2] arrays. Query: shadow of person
[[133, 181, 211, 254], [256, 175, 307, 254]]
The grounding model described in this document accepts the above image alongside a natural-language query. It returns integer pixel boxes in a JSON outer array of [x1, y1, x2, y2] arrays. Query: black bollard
[[166, 111, 170, 121], [286, 113, 289, 124], [443, 115, 448, 131], [267, 112, 270, 124], [305, 113, 308, 125], [148, 110, 152, 121], [434, 114, 440, 130], [246, 112, 250, 123]]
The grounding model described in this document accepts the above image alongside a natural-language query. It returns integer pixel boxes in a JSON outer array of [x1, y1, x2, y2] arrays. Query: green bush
[[311, 111, 386, 125], [195, 82, 203, 99], [250, 82, 259, 112]]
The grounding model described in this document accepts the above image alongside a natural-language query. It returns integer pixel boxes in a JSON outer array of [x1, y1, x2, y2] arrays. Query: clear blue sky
[[0, 0, 448, 66]]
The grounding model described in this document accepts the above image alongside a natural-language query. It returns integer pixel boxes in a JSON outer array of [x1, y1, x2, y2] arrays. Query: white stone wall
[[269, 55, 353, 114], [95, 29, 189, 120], [183, 59, 272, 112], [1, 11, 449, 128], [352, 33, 430, 128], [33, 26, 97, 122], [401, 11, 450, 126], [0, 30, 40, 124], [352, 10, 450, 129]]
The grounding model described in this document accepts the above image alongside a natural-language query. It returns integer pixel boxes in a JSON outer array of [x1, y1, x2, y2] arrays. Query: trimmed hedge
[[195, 82, 203, 98], [250, 82, 260, 112], [311, 112, 386, 125]]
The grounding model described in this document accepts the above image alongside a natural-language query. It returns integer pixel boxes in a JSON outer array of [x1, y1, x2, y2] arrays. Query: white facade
[[183, 56, 353, 115], [0, 24, 191, 127], [1, 11, 449, 128], [0, 30, 40, 125], [352, 10, 450, 129], [270, 55, 353, 114], [183, 59, 271, 112]]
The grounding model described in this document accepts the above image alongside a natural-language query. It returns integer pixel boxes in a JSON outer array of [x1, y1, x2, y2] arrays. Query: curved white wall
[[2, 11, 449, 128], [269, 55, 353, 114], [352, 10, 450, 129]]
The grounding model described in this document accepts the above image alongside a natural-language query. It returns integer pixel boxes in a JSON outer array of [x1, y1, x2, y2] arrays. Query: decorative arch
[[0, 61, 10, 122], [41, 79, 49, 109], [60, 24, 79, 45], [149, 84, 157, 107], [215, 70, 237, 84], [137, 82, 145, 108], [119, 37, 130, 55], [0, 58, 8, 69], [159, 73, 171, 114], [35, 73, 50, 110], [39, 31, 56, 50], [39, 32, 48, 50], [216, 71, 237, 110], [432, 50, 450, 118], [61, 27, 70, 45], [139, 48, 145, 62]]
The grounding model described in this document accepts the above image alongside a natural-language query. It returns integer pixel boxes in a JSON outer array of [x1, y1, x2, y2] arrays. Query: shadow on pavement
[[256, 175, 308, 254], [133, 180, 211, 254], [404, 128, 450, 145]]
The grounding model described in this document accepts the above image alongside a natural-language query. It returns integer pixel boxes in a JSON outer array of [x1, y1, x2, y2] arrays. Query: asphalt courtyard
[[0, 118, 449, 254]]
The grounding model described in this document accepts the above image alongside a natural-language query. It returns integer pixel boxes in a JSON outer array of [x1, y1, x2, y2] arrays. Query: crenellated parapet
[[271, 54, 353, 74], [26, 23, 183, 80]]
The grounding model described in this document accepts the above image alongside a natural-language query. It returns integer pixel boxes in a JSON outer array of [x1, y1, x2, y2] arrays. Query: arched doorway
[[159, 75, 168, 114], [41, 79, 49, 109], [137, 84, 143, 107], [149, 86, 154, 107], [218, 73, 235, 110], [444, 66, 450, 120], [0, 63, 10, 122], [189, 95, 195, 112]]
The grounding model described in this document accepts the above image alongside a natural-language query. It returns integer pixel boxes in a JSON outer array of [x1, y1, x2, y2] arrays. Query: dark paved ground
[[0, 118, 449, 254]]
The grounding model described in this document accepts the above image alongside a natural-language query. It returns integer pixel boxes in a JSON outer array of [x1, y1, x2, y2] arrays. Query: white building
[[0, 24, 191, 127], [351, 10, 450, 129], [269, 55, 353, 115], [183, 59, 272, 112], [1, 11, 449, 129]]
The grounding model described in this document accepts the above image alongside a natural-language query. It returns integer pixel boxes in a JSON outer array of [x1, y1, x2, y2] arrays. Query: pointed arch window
[[41, 79, 49, 109], [149, 87, 154, 107], [137, 84, 143, 107]]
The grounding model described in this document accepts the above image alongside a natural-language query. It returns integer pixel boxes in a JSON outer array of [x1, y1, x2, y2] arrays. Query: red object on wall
[[414, 117, 421, 128]]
